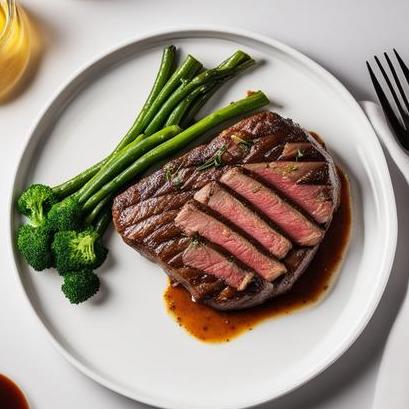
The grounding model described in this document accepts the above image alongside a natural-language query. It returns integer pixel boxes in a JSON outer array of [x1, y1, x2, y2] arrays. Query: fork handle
[[362, 101, 409, 185]]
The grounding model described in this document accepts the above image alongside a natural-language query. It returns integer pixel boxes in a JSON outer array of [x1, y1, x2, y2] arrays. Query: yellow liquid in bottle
[[0, 1, 31, 101], [0, 8, 5, 31]]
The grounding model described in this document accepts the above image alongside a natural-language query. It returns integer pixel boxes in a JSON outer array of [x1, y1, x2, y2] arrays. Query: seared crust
[[113, 112, 340, 310]]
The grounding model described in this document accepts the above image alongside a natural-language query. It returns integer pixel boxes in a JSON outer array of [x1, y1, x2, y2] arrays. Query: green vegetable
[[180, 83, 219, 128], [52, 228, 108, 274], [16, 46, 265, 305], [17, 184, 58, 227], [47, 195, 82, 232], [180, 58, 255, 128], [130, 55, 203, 139], [52, 45, 179, 199], [17, 224, 54, 271], [113, 45, 180, 152], [165, 83, 215, 127], [217, 50, 251, 68], [81, 91, 270, 212], [61, 270, 100, 304], [77, 125, 182, 206], [84, 194, 112, 226], [144, 52, 254, 135]]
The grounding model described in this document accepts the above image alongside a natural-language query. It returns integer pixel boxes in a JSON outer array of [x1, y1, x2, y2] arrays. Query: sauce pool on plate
[[164, 168, 352, 343], [0, 374, 29, 409]]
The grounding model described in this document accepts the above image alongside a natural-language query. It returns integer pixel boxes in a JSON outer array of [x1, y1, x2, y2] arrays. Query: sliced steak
[[194, 182, 292, 258], [220, 168, 324, 246], [113, 111, 341, 310], [244, 162, 333, 223], [183, 242, 254, 291], [175, 201, 286, 281]]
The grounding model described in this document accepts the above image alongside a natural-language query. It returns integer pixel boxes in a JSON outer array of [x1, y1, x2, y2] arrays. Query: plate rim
[[7, 25, 398, 409]]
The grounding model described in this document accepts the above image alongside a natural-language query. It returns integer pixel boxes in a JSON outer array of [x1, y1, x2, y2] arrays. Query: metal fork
[[366, 50, 409, 150]]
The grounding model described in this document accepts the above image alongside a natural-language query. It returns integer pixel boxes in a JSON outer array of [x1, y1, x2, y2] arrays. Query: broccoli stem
[[52, 45, 178, 198], [77, 125, 181, 205], [81, 91, 270, 213]]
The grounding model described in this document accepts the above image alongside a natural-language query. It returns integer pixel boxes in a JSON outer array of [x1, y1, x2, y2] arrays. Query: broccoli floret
[[17, 224, 53, 271], [17, 184, 58, 227], [61, 270, 100, 304], [52, 228, 108, 274], [47, 196, 82, 232]]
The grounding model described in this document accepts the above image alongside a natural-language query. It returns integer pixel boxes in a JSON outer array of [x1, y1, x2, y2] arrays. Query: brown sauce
[[164, 168, 352, 343], [0, 374, 29, 409]]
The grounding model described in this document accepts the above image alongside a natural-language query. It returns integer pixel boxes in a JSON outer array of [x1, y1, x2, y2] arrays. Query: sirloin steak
[[112, 112, 341, 310]]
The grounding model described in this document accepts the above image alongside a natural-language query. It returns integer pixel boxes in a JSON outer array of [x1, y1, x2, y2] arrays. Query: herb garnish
[[197, 144, 227, 171], [231, 134, 254, 151], [164, 163, 183, 188]]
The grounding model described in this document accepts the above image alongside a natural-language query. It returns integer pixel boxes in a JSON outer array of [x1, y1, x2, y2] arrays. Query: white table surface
[[2, 1, 409, 408]]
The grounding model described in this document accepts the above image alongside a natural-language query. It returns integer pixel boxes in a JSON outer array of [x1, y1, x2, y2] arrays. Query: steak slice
[[113, 111, 341, 310], [175, 201, 287, 281], [220, 168, 324, 246], [194, 182, 292, 258], [244, 162, 333, 223], [182, 242, 254, 291]]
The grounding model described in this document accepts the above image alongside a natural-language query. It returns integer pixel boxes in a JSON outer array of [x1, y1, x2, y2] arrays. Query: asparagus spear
[[52, 46, 183, 198], [143, 52, 254, 135], [77, 125, 182, 205], [81, 91, 269, 212]]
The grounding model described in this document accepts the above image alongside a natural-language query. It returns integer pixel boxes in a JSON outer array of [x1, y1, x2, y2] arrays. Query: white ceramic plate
[[8, 27, 397, 409]]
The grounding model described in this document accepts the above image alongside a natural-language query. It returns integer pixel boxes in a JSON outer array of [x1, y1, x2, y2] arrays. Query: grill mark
[[262, 144, 285, 161], [123, 210, 179, 240], [125, 191, 194, 227], [179, 167, 225, 192], [137, 173, 167, 202], [153, 237, 190, 261], [153, 167, 196, 197], [167, 251, 184, 267], [243, 137, 284, 162], [143, 222, 182, 247]]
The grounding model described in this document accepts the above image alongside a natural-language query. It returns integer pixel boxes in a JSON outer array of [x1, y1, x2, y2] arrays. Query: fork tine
[[375, 55, 407, 122], [394, 49, 409, 88], [384, 52, 409, 112], [366, 61, 409, 148]]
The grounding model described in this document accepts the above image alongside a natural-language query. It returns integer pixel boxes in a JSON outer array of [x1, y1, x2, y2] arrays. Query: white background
[[1, 1, 409, 408]]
